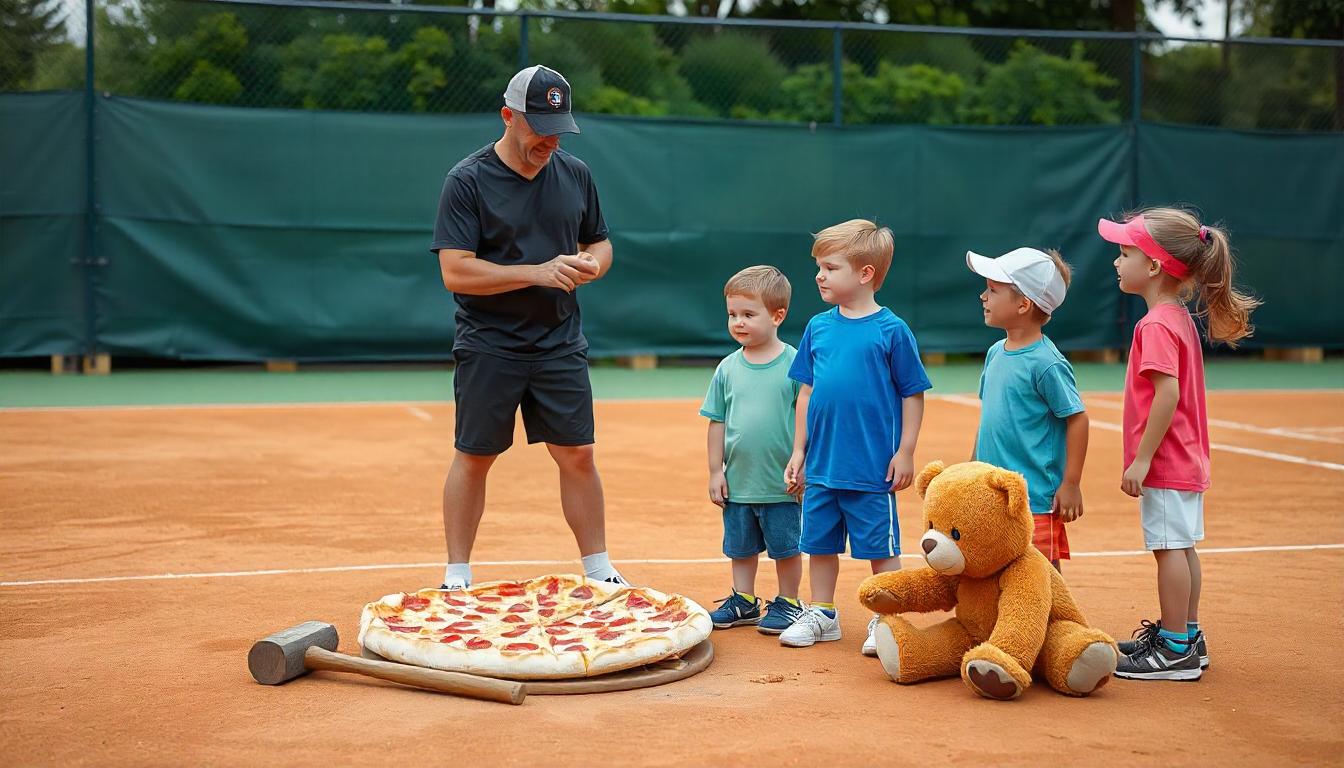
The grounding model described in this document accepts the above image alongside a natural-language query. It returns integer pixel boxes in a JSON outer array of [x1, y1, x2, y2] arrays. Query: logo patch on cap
[[547, 87, 564, 109]]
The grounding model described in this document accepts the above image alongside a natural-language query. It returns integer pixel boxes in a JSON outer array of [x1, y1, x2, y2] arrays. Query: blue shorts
[[801, 485, 899, 560], [722, 501, 802, 560]]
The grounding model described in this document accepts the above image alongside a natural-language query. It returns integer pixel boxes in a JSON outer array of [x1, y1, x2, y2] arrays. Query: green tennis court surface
[[1, 360, 1339, 408]]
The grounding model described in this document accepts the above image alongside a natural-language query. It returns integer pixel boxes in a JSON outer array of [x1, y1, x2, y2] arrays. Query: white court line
[[405, 406, 433, 422], [1086, 397, 1344, 445], [3, 544, 1342, 588], [933, 394, 1344, 472], [0, 398, 703, 414]]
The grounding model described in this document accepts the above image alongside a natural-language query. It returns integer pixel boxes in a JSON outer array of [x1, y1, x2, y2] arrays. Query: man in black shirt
[[430, 65, 625, 589]]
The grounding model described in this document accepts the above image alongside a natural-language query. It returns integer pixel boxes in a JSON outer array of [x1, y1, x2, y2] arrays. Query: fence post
[[832, 26, 842, 126], [81, 0, 100, 365], [519, 13, 529, 69]]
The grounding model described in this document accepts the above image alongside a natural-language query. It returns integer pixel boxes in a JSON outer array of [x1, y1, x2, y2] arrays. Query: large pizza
[[358, 574, 712, 680]]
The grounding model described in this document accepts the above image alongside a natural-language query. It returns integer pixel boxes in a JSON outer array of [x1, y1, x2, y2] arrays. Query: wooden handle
[[304, 647, 526, 705]]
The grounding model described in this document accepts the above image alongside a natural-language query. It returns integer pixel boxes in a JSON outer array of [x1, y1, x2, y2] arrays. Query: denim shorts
[[722, 501, 802, 560]]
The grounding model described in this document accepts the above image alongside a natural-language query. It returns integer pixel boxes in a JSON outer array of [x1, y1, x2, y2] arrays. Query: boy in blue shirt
[[966, 247, 1090, 571], [701, 266, 805, 635], [782, 219, 932, 655]]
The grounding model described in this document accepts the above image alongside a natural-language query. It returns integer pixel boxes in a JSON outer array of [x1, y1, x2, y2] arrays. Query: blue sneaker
[[709, 590, 762, 629], [757, 596, 805, 635]]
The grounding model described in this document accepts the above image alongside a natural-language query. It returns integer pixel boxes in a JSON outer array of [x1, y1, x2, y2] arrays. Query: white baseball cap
[[965, 247, 1067, 315]]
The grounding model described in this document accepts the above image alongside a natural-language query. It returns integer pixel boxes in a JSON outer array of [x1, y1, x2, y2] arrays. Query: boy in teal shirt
[[966, 247, 1090, 571], [701, 266, 805, 635]]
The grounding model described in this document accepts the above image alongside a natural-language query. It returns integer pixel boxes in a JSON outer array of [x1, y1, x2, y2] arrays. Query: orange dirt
[[2, 392, 1342, 765]]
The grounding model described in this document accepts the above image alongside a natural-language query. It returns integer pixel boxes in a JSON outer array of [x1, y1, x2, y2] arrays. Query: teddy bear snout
[[919, 530, 966, 575]]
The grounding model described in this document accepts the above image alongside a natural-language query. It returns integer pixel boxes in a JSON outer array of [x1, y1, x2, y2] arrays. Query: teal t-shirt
[[700, 345, 800, 504], [976, 336, 1085, 514]]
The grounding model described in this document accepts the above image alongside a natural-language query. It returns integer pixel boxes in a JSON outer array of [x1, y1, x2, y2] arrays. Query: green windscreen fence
[[2, 93, 1341, 360]]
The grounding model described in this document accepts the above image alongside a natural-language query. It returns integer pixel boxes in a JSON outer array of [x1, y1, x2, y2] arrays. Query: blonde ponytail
[[1141, 207, 1262, 347]]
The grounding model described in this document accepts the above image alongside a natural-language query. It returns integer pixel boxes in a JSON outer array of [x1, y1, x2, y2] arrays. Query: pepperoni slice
[[642, 627, 671, 633], [507, 603, 532, 614], [497, 584, 527, 597], [545, 626, 571, 636], [401, 595, 431, 611], [424, 614, 446, 622], [596, 630, 624, 641], [386, 624, 421, 633], [382, 614, 406, 624], [443, 595, 468, 606], [501, 614, 526, 624], [590, 610, 613, 620], [607, 616, 636, 627], [580, 621, 605, 629], [463, 614, 483, 620], [569, 585, 593, 600], [437, 634, 462, 644], [446, 621, 476, 630], [558, 644, 589, 653], [476, 595, 503, 602], [502, 626, 530, 638], [538, 608, 556, 617], [466, 638, 492, 650], [503, 642, 540, 652], [475, 606, 500, 614], [625, 593, 654, 609], [544, 578, 560, 596], [549, 621, 576, 628]]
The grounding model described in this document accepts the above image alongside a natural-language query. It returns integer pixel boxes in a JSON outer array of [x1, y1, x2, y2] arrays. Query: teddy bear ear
[[985, 467, 1029, 517], [914, 461, 946, 499]]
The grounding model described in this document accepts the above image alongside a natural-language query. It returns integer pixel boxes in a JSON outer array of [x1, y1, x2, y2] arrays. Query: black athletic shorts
[[451, 348, 595, 455]]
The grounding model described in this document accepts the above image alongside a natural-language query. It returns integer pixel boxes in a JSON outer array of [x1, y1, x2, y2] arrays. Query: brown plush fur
[[859, 461, 1119, 700]]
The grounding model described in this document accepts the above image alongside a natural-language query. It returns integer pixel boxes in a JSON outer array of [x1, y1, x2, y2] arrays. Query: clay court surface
[[3, 378, 1342, 765]]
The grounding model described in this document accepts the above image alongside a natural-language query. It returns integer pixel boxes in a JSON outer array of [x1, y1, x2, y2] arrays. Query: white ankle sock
[[442, 562, 472, 589], [581, 551, 625, 583]]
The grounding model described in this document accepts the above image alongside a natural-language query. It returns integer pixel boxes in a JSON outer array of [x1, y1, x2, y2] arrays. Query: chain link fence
[[2, 0, 1340, 130]]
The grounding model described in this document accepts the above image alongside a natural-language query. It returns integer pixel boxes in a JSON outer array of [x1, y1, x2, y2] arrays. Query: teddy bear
[[858, 460, 1118, 700]]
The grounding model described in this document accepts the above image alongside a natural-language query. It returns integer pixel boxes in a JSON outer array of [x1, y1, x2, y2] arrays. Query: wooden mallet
[[247, 620, 526, 705]]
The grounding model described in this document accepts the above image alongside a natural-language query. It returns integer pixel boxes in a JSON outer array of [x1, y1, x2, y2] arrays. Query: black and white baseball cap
[[503, 65, 579, 136]]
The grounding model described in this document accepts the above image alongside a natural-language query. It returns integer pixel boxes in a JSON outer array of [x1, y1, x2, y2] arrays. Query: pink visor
[[1097, 215, 1190, 280]]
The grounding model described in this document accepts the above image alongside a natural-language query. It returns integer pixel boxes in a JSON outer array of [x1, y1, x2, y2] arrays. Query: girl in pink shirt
[[1097, 206, 1260, 682]]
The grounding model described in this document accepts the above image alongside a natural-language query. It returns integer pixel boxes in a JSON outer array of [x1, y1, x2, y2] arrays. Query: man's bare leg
[[546, 443, 624, 582], [441, 450, 497, 587]]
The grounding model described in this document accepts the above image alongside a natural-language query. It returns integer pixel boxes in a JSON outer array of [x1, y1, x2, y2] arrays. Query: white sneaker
[[779, 606, 842, 648], [861, 615, 880, 657]]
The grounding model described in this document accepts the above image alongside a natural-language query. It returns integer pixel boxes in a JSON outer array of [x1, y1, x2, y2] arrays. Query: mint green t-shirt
[[700, 345, 800, 504]]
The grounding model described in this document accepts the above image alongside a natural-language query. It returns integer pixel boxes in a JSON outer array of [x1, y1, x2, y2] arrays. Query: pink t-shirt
[[1122, 303, 1210, 492]]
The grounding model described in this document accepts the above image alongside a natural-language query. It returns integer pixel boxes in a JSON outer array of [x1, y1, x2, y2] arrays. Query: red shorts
[[1032, 513, 1070, 561]]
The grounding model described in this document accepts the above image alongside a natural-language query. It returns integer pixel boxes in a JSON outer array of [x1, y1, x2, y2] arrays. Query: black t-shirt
[[430, 143, 608, 360]]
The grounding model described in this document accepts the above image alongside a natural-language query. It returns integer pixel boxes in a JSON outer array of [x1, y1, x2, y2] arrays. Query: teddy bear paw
[[1065, 641, 1118, 695], [966, 660, 1023, 700], [873, 621, 904, 683]]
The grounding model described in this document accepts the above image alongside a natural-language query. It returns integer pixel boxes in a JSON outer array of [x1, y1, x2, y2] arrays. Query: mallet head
[[248, 620, 339, 685]]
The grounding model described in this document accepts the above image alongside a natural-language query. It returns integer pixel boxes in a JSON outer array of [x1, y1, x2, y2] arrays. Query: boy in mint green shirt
[[700, 266, 805, 635]]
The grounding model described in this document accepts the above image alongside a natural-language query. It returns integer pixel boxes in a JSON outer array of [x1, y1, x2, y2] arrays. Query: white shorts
[[1140, 487, 1205, 550]]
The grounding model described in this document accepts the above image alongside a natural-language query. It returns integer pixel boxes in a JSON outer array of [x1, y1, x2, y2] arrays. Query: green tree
[[678, 32, 787, 116], [281, 33, 400, 111], [146, 12, 248, 104], [1, 0, 67, 89], [960, 41, 1120, 125]]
